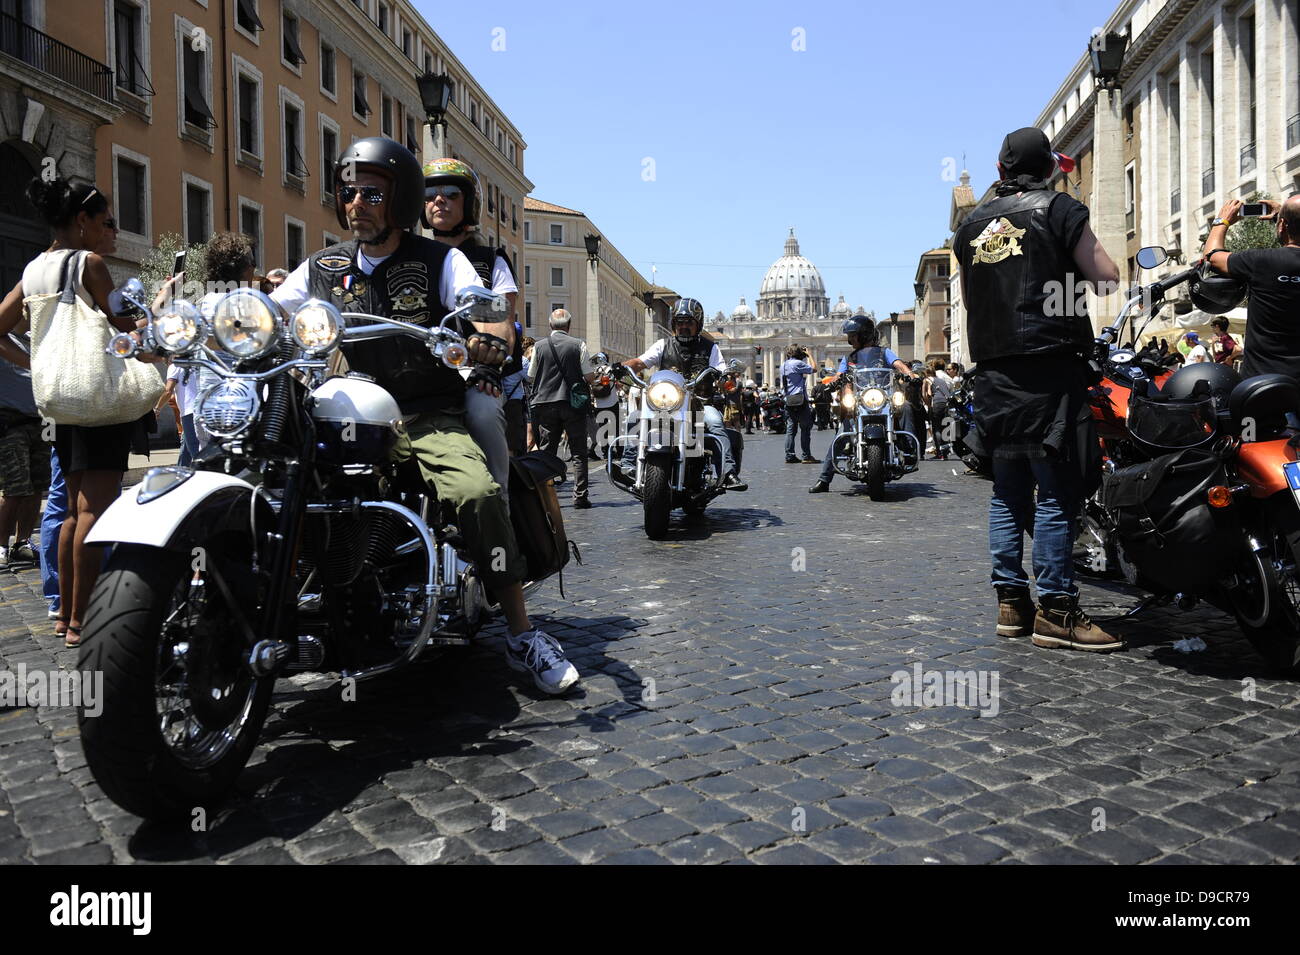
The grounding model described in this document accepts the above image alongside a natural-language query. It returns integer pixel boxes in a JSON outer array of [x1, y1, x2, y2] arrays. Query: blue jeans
[[179, 414, 199, 467], [785, 401, 813, 457], [40, 447, 66, 612], [989, 454, 1082, 599]]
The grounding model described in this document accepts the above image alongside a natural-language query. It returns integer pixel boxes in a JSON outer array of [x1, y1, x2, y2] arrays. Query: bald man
[[1204, 195, 1300, 383]]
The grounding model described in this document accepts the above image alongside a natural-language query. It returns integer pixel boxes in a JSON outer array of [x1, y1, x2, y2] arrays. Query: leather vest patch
[[969, 218, 1027, 265]]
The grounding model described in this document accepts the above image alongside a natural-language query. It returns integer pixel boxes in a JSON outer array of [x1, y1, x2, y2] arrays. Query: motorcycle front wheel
[[864, 443, 886, 500], [642, 459, 672, 540], [78, 540, 273, 820]]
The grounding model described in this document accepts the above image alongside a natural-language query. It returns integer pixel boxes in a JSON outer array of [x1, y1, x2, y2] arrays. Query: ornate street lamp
[[1089, 30, 1127, 90], [584, 233, 601, 263], [417, 72, 454, 155], [913, 281, 925, 301]]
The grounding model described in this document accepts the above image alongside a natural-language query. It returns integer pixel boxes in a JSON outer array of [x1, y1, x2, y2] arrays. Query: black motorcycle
[[762, 393, 787, 433], [946, 382, 990, 475]]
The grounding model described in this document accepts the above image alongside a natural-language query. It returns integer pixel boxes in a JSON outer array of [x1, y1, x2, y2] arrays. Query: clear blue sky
[[419, 0, 1115, 319]]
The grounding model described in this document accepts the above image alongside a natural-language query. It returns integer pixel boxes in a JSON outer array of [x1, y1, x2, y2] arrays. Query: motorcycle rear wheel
[[1236, 508, 1300, 674], [642, 459, 672, 540], [78, 541, 273, 820]]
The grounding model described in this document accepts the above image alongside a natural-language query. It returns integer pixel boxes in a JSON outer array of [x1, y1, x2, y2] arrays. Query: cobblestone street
[[2, 432, 1299, 865]]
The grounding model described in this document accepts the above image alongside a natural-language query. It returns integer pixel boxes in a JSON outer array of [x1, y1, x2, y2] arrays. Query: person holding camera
[[1203, 196, 1300, 385], [781, 344, 816, 463]]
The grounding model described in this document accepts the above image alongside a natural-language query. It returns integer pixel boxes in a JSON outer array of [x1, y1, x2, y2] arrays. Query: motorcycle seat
[[1229, 374, 1300, 441]]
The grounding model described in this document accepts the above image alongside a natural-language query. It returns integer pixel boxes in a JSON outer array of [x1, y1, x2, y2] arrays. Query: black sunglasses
[[338, 185, 386, 206], [103, 217, 118, 230], [427, 185, 463, 200]]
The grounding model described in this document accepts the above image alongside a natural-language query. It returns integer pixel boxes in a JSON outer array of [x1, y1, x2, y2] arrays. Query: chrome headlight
[[841, 389, 856, 410], [892, 390, 906, 408], [291, 299, 342, 354], [150, 300, 205, 354], [646, 380, 685, 412], [197, 379, 260, 438], [211, 289, 280, 359], [863, 388, 887, 411]]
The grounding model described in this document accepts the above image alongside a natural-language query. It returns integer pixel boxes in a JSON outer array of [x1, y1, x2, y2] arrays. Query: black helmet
[[841, 316, 878, 346], [1189, 266, 1247, 316], [1159, 360, 1241, 410], [672, 298, 705, 326], [333, 137, 425, 233]]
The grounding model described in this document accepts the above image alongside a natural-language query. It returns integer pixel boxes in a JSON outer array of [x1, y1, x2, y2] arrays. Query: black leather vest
[[661, 336, 716, 397], [306, 233, 465, 413], [456, 238, 522, 373], [955, 189, 1093, 363]]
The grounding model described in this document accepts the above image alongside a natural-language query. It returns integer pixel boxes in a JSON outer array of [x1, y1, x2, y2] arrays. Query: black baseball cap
[[999, 127, 1058, 178]]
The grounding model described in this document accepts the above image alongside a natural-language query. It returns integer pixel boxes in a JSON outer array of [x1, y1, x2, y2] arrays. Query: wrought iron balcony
[[1240, 142, 1256, 176], [0, 12, 113, 104]]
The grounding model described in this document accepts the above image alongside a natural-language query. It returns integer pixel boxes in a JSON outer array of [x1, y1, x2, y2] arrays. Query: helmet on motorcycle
[[333, 137, 425, 234], [671, 298, 705, 343], [1159, 360, 1241, 409], [841, 316, 878, 348], [421, 157, 481, 234], [1188, 266, 1247, 316]]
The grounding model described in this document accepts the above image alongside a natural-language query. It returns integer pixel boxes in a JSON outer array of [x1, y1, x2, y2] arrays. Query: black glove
[[467, 364, 503, 392], [610, 361, 625, 377], [466, 331, 511, 367]]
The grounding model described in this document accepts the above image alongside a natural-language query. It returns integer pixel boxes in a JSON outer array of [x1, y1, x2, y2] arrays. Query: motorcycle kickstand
[[1119, 592, 1173, 620]]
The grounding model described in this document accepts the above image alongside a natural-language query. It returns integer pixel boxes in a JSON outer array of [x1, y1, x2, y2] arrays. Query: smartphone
[[172, 251, 186, 276], [1241, 202, 1268, 218]]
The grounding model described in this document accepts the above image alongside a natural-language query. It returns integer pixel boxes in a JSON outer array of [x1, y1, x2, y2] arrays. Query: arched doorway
[[0, 140, 50, 292]]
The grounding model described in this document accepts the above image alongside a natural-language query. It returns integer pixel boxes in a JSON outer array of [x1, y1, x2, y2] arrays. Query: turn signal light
[[1207, 486, 1233, 508]]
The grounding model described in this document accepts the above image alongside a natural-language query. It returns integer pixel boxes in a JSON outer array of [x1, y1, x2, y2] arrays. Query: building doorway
[[0, 140, 49, 293]]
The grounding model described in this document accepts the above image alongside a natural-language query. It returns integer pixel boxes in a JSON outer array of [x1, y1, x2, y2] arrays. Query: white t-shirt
[[166, 362, 202, 416], [637, 338, 725, 374], [271, 243, 483, 315], [1186, 344, 1209, 364], [491, 255, 518, 296]]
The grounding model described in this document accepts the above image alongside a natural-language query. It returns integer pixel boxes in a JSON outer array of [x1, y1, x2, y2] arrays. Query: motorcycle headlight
[[211, 289, 280, 359], [841, 389, 856, 410], [647, 381, 684, 412], [892, 390, 906, 408], [150, 300, 205, 354], [290, 299, 342, 354], [863, 388, 887, 411], [197, 378, 260, 439]]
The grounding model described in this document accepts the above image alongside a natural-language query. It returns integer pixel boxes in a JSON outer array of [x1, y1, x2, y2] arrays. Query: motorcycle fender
[[861, 424, 886, 442], [1236, 439, 1296, 499], [86, 471, 269, 552]]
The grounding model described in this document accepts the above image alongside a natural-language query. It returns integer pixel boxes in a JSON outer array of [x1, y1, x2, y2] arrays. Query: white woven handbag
[[27, 251, 163, 426]]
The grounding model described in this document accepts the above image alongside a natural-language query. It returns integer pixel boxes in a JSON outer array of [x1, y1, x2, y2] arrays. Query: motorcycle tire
[[642, 459, 672, 540], [1236, 505, 1300, 674], [78, 541, 273, 820], [864, 443, 886, 500]]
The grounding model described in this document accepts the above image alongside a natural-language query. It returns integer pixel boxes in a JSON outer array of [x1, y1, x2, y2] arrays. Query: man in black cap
[[953, 127, 1123, 654]]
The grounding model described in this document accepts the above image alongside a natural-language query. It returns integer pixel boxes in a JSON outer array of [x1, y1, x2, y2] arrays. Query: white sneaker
[[0, 546, 9, 570], [505, 629, 580, 695]]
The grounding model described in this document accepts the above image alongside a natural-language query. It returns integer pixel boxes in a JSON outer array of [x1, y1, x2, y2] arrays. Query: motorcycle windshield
[[853, 368, 894, 391], [1127, 396, 1218, 449]]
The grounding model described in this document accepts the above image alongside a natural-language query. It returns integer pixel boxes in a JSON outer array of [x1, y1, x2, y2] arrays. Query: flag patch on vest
[[970, 217, 1026, 264]]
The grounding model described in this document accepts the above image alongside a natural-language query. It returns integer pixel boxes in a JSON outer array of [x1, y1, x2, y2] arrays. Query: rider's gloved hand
[[467, 363, 503, 396], [610, 361, 625, 376], [465, 331, 510, 368]]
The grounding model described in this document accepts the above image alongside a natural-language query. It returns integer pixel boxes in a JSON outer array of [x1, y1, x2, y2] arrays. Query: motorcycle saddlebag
[[507, 450, 581, 586], [1100, 447, 1242, 592]]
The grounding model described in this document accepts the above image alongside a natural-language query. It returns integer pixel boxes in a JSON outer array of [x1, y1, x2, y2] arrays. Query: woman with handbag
[[0, 176, 162, 647]]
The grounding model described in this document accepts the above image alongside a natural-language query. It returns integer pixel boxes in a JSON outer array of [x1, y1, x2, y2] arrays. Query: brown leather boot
[[1032, 595, 1125, 652], [995, 585, 1036, 638]]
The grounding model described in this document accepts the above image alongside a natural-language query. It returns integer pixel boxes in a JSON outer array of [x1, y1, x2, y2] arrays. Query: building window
[[551, 303, 565, 314], [523, 221, 531, 241], [181, 27, 215, 129], [1167, 77, 1181, 204], [406, 115, 419, 153], [1239, 14, 1256, 175], [353, 71, 370, 118], [381, 93, 393, 137], [525, 301, 532, 328], [550, 267, 563, 287], [1124, 162, 1136, 233], [114, 2, 151, 97], [549, 223, 562, 244], [524, 265, 531, 285], [1199, 46, 1215, 197], [283, 97, 306, 181], [236, 71, 261, 156], [323, 231, 341, 249], [183, 177, 211, 246], [282, 11, 306, 68], [320, 42, 336, 96], [115, 154, 147, 236], [376, 2, 389, 34], [240, 200, 263, 269], [321, 122, 338, 190], [235, 0, 263, 36], [402, 28, 412, 59], [286, 219, 305, 270]]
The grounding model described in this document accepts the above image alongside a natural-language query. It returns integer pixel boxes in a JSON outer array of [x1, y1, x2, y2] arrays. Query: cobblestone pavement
[[2, 431, 1300, 865]]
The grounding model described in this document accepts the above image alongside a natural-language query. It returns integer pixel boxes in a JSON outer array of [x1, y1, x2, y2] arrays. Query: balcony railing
[[1201, 167, 1215, 198], [1289, 113, 1300, 151], [1170, 188, 1181, 215], [0, 12, 114, 104], [1240, 142, 1256, 176]]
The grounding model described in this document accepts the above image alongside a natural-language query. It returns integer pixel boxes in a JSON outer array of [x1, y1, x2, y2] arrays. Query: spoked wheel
[[78, 539, 272, 820], [1236, 513, 1300, 674]]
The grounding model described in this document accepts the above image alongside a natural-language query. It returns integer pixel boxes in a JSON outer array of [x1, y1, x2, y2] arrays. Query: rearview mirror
[[454, 286, 508, 321], [1136, 246, 1168, 270], [594, 351, 609, 365]]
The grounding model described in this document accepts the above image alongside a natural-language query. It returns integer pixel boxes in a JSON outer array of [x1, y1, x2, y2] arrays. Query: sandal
[[54, 615, 70, 638], [63, 625, 82, 649]]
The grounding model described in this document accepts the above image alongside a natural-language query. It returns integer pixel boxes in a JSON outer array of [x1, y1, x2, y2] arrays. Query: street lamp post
[[417, 72, 454, 158], [584, 233, 602, 355], [1087, 28, 1129, 329]]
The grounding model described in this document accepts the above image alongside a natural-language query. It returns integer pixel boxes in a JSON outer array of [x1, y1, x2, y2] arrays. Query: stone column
[[585, 258, 601, 356], [1090, 87, 1128, 331]]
